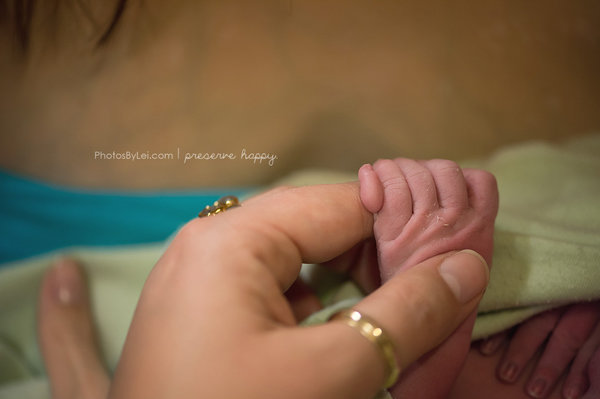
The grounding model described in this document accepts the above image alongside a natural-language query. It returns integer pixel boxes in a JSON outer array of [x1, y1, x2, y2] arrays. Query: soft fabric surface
[[1, 135, 599, 398], [0, 169, 249, 264]]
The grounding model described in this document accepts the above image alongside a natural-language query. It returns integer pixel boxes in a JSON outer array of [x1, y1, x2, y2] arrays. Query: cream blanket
[[1, 135, 599, 397]]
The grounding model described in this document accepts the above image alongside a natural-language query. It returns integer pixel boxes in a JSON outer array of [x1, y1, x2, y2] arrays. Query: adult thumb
[[357, 250, 489, 373], [290, 249, 489, 398]]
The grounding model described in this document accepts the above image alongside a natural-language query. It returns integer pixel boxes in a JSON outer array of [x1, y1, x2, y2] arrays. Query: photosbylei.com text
[[93, 148, 278, 166]]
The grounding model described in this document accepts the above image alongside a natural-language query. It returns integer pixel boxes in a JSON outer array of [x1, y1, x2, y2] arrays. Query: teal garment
[[0, 170, 250, 264]]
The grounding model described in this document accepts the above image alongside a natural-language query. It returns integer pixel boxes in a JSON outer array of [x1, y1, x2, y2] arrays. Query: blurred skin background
[[1, 2, 599, 398], [1, 0, 599, 189]]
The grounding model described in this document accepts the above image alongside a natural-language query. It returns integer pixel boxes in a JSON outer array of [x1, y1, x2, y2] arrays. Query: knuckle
[[176, 218, 206, 242], [381, 176, 408, 191], [392, 274, 448, 328], [429, 159, 461, 173], [406, 168, 431, 181]]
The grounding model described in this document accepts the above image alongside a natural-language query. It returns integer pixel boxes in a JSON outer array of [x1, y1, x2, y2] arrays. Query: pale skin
[[358, 159, 600, 399], [4, 1, 597, 395], [38, 180, 490, 399], [37, 160, 600, 398], [358, 159, 498, 399]]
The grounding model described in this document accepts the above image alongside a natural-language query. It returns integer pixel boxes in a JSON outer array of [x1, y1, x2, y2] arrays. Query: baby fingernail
[[563, 384, 583, 399], [439, 250, 489, 304], [527, 377, 548, 398], [499, 361, 519, 383]]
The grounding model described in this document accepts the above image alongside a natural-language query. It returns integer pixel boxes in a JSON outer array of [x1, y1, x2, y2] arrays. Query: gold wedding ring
[[198, 195, 241, 218], [331, 309, 400, 389]]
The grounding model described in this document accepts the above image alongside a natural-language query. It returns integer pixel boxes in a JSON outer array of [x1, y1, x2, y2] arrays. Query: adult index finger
[[183, 182, 373, 292]]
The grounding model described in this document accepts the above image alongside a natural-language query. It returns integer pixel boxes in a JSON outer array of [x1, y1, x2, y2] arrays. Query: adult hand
[[39, 182, 490, 399]]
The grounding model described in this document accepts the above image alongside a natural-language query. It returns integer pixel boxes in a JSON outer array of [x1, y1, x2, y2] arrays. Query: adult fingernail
[[439, 250, 489, 304], [499, 361, 519, 383], [527, 377, 548, 398], [51, 258, 83, 305]]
